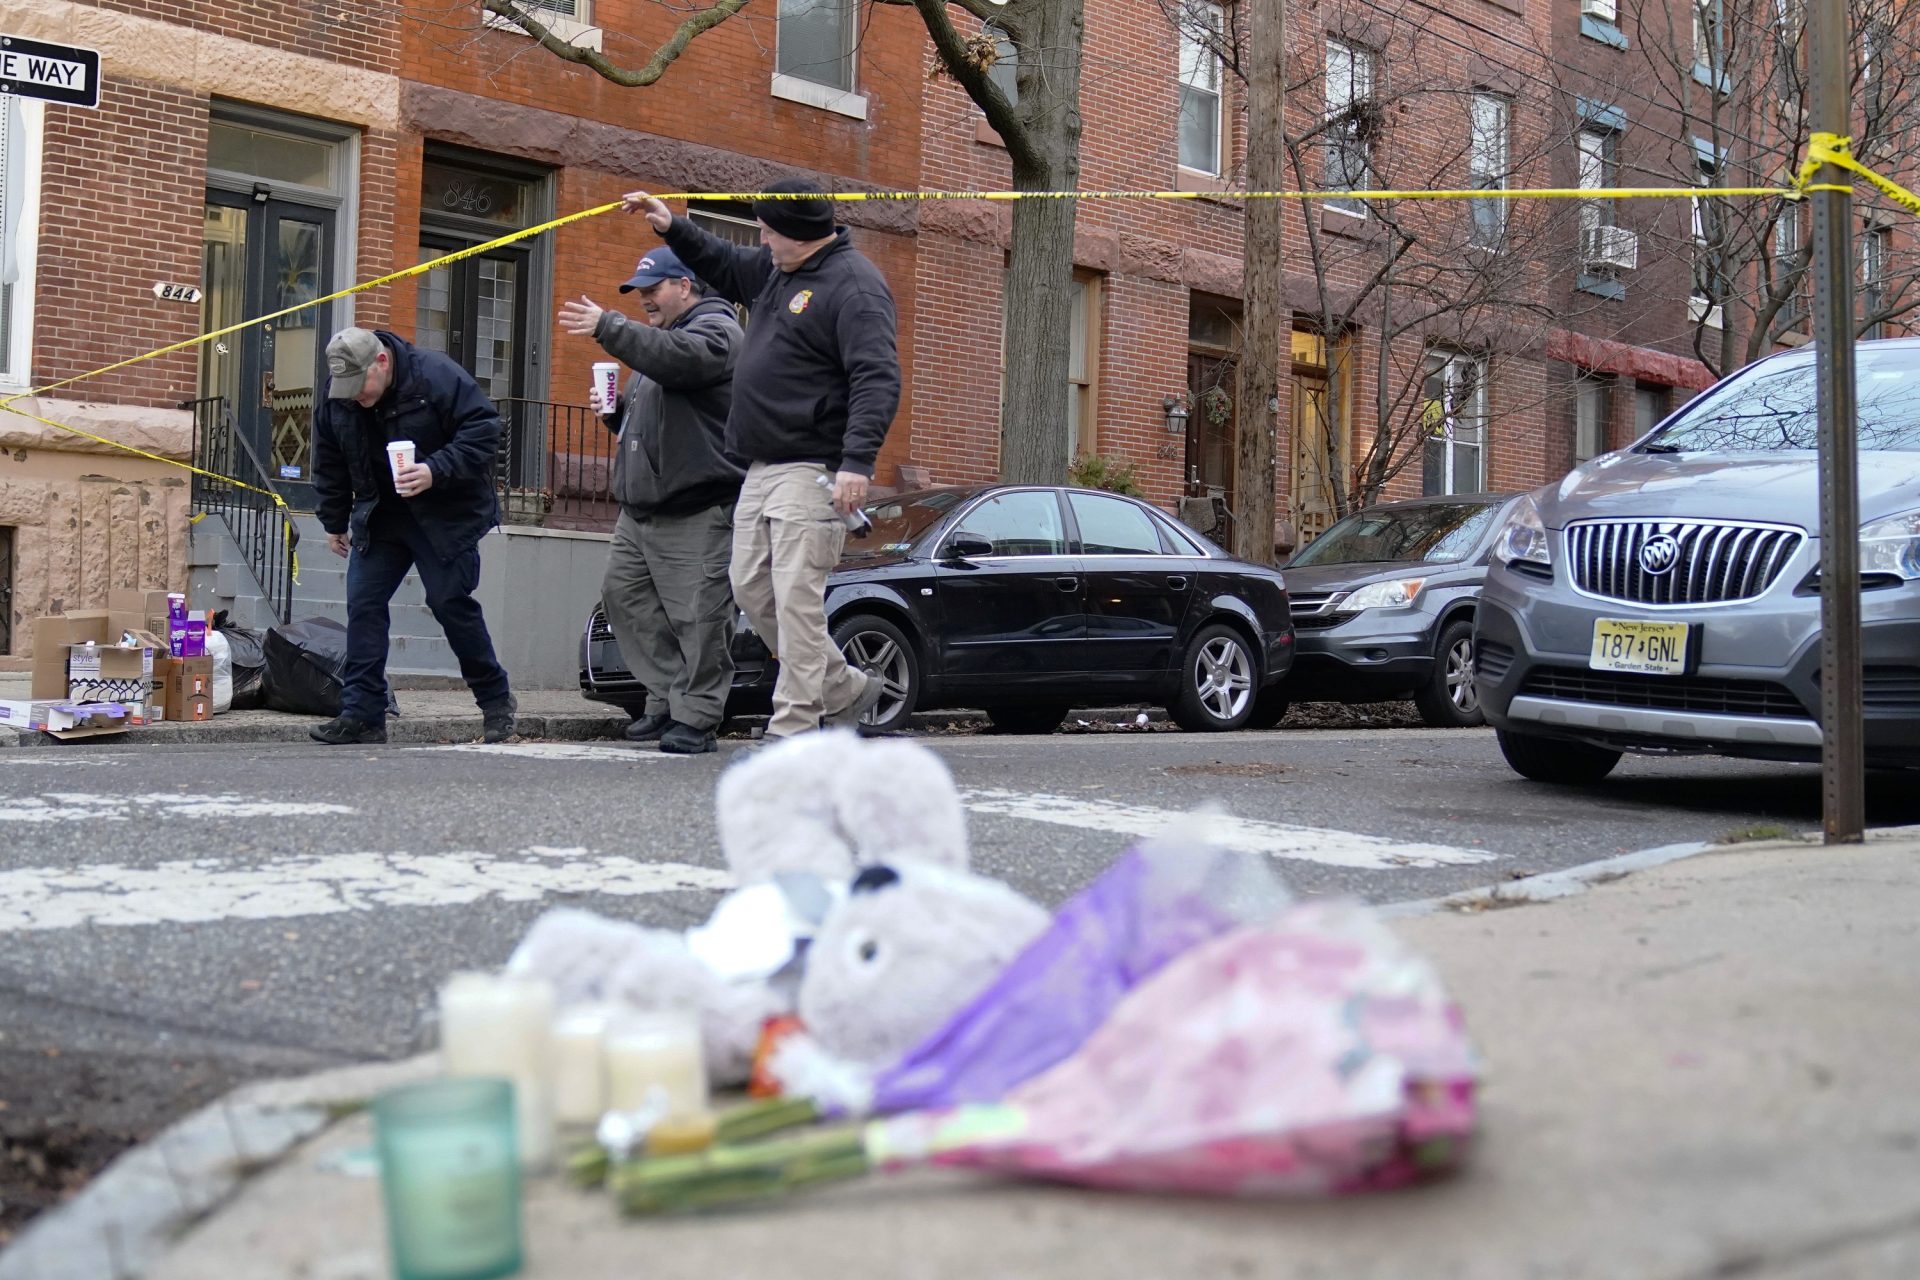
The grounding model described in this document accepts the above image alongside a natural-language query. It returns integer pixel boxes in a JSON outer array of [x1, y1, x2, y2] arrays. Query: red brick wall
[[105, 0, 395, 71], [32, 79, 207, 408]]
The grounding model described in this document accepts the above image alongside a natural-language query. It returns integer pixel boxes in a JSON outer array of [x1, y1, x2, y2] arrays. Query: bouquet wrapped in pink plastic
[[616, 875, 1477, 1213]]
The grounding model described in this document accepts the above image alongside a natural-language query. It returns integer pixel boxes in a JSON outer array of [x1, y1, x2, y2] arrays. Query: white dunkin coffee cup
[[386, 439, 416, 485], [592, 362, 620, 410]]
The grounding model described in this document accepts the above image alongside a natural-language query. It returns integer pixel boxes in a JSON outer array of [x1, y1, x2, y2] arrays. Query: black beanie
[[754, 177, 835, 241]]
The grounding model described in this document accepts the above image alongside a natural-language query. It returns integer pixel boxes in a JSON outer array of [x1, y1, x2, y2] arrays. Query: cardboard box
[[68, 644, 154, 706], [146, 661, 170, 722], [163, 655, 215, 722], [43, 702, 133, 740], [109, 588, 175, 618], [0, 699, 62, 731], [30, 614, 112, 699]]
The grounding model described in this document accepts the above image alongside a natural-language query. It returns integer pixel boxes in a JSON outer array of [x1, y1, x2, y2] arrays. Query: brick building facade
[[1, 0, 1909, 654]]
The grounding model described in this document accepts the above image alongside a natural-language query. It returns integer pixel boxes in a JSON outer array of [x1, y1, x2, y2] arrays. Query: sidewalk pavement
[[0, 674, 629, 749], [8, 830, 1920, 1280]]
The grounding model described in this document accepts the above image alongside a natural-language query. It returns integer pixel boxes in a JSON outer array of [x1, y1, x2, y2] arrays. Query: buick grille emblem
[[1639, 534, 1681, 575]]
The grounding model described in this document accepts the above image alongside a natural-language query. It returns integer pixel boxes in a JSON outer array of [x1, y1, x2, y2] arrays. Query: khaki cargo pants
[[731, 461, 863, 739]]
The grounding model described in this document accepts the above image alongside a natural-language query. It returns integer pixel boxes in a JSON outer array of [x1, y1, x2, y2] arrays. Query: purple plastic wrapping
[[865, 840, 1291, 1115]]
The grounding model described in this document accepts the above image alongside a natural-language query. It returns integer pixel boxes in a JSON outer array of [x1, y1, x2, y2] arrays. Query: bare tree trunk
[[1233, 0, 1284, 564], [1000, 187, 1079, 482]]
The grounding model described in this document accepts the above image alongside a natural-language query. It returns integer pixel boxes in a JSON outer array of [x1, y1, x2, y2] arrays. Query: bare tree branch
[[480, 0, 754, 87]]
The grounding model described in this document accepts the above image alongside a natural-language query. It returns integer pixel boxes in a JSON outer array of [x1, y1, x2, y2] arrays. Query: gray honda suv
[[1477, 339, 1920, 782]]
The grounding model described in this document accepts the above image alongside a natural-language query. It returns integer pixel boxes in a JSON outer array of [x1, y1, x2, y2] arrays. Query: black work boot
[[624, 711, 672, 742], [481, 694, 518, 744], [310, 716, 386, 745], [659, 720, 717, 755]]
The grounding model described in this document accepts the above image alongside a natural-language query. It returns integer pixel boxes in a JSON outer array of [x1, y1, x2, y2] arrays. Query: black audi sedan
[[1280, 492, 1521, 727], [580, 484, 1295, 734]]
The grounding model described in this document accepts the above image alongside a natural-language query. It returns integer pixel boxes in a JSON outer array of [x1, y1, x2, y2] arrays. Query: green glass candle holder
[[373, 1077, 525, 1280]]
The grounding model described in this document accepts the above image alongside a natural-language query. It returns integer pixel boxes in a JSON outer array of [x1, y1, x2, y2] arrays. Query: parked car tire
[[1413, 618, 1484, 728], [1170, 623, 1259, 732], [1496, 728, 1622, 784], [831, 614, 919, 735], [1245, 686, 1289, 730], [984, 703, 1070, 734]]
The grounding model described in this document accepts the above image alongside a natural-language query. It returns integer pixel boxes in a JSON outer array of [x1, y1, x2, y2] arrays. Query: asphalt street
[[4, 724, 1919, 1238]]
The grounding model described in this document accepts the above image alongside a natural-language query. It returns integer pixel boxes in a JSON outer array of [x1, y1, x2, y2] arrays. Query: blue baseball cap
[[620, 248, 695, 292]]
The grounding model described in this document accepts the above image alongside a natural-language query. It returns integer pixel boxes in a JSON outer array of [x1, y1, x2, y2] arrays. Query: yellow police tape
[[1, 130, 1911, 521]]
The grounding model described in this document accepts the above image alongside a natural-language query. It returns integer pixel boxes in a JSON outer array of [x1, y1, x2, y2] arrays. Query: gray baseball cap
[[325, 328, 384, 400]]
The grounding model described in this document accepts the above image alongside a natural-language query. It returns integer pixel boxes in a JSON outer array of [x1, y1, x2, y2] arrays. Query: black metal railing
[[496, 398, 620, 533], [184, 396, 298, 625]]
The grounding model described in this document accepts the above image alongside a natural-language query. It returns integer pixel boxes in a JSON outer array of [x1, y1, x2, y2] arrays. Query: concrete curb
[[0, 713, 632, 751], [0, 1057, 437, 1280]]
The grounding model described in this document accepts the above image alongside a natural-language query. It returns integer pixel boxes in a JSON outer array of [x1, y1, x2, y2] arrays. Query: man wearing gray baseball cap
[[309, 326, 516, 745]]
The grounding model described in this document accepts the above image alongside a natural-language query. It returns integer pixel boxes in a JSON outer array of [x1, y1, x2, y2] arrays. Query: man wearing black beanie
[[622, 180, 901, 741]]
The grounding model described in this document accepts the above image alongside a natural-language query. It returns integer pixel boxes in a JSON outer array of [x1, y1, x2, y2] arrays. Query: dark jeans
[[342, 520, 510, 725]]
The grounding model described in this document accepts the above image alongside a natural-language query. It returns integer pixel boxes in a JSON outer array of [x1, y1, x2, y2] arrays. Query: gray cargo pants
[[602, 504, 737, 732]]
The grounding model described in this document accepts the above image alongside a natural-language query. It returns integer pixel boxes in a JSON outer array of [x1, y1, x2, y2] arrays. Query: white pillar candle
[[550, 1004, 614, 1128], [604, 1011, 708, 1118], [438, 972, 557, 1171]]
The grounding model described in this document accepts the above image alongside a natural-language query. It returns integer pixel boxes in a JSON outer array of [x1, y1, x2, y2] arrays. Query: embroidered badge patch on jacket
[[788, 290, 813, 314]]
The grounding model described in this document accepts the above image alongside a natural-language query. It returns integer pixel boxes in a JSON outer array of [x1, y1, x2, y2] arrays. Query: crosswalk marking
[[960, 788, 1496, 869], [417, 743, 676, 762], [0, 793, 356, 823], [0, 848, 732, 932]]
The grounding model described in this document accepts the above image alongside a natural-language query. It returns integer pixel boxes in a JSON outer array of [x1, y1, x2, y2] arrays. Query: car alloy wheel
[[1446, 634, 1478, 715], [1414, 618, 1485, 729], [1170, 623, 1257, 731], [831, 614, 919, 735]]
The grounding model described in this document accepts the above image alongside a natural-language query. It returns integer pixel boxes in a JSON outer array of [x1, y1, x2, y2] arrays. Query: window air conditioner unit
[[1582, 225, 1639, 271], [1581, 0, 1618, 21]]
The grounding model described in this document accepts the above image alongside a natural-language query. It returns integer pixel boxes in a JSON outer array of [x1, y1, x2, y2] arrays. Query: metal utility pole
[[1233, 0, 1284, 565], [1807, 0, 1865, 842]]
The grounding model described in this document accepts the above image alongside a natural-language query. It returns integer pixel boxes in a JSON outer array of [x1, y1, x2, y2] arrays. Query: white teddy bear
[[508, 731, 1051, 1086]]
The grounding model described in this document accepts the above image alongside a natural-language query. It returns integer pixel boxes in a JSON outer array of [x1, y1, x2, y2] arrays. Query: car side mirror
[[942, 534, 994, 561]]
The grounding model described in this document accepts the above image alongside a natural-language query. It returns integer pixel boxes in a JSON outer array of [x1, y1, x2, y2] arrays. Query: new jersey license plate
[[1589, 618, 1691, 675]]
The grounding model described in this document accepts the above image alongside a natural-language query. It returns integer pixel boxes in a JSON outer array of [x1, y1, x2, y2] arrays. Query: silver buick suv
[[1477, 339, 1920, 783]]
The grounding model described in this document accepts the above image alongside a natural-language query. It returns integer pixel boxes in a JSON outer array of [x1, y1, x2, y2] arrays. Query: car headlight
[[1859, 508, 1920, 580], [1494, 494, 1552, 568], [1338, 578, 1426, 612]]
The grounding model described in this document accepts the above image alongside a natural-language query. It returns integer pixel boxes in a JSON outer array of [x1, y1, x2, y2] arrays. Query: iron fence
[[183, 396, 298, 625], [495, 398, 620, 533]]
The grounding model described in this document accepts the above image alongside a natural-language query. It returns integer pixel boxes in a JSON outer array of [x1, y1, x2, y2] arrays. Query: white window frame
[[1177, 2, 1226, 177], [1325, 39, 1376, 217], [483, 0, 603, 53], [1468, 93, 1510, 249], [1574, 374, 1611, 463], [1690, 156, 1726, 320], [0, 95, 43, 393], [1773, 204, 1806, 328], [1576, 126, 1617, 232], [1423, 350, 1487, 496], [1001, 269, 1101, 462], [1861, 224, 1890, 339], [774, 0, 868, 118]]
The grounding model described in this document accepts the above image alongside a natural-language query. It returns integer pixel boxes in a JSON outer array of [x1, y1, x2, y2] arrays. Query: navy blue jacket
[[661, 218, 899, 478], [312, 331, 501, 562]]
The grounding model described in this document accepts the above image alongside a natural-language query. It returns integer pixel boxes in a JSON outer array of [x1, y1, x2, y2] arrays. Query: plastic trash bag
[[262, 616, 398, 718], [207, 630, 234, 715], [212, 611, 268, 710]]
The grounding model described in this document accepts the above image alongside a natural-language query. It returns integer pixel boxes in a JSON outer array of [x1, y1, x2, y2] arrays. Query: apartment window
[[1634, 382, 1670, 437], [1468, 93, 1510, 249], [1178, 2, 1225, 175], [777, 0, 856, 93], [485, 0, 602, 52], [1691, 152, 1728, 314], [1574, 374, 1612, 463], [984, 22, 1018, 106], [689, 202, 759, 325], [1325, 40, 1376, 216], [1001, 270, 1102, 461], [1861, 226, 1890, 338], [1422, 350, 1487, 496], [1774, 206, 1806, 328], [0, 95, 42, 388], [1576, 127, 1618, 232]]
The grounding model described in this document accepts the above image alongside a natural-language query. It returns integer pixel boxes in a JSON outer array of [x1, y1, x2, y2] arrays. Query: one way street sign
[[0, 34, 100, 109]]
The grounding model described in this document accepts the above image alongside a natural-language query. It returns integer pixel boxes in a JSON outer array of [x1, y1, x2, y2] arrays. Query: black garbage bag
[[262, 616, 399, 718], [211, 610, 269, 711]]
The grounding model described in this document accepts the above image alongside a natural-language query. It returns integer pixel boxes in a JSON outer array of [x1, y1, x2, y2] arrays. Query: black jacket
[[595, 296, 746, 518], [662, 217, 900, 478], [312, 332, 502, 562]]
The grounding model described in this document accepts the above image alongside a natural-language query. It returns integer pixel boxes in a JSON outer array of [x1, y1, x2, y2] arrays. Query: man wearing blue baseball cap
[[558, 247, 745, 754]]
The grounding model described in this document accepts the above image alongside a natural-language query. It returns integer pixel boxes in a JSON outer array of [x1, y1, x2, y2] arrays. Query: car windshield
[[1287, 501, 1504, 567], [1644, 346, 1920, 453], [845, 489, 969, 556]]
